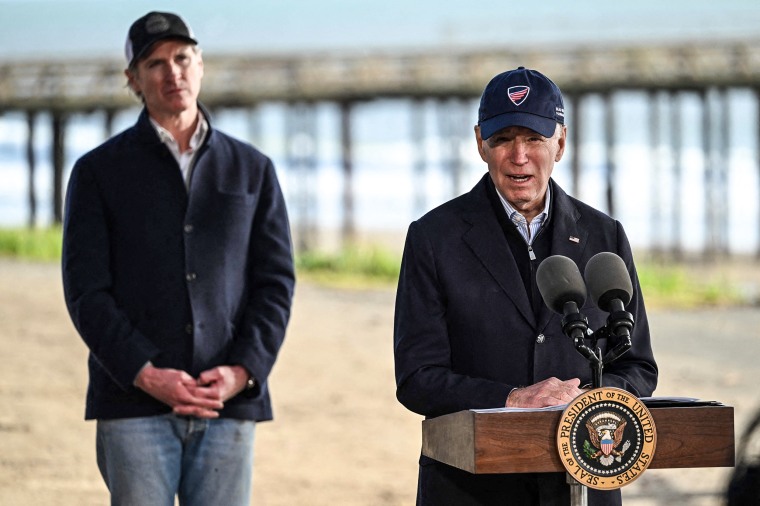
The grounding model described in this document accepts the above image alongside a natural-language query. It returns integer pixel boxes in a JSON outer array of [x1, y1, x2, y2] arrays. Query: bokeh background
[[2, 1, 760, 505]]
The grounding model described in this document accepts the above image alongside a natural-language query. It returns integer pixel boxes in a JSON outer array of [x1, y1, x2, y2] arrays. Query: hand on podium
[[506, 377, 584, 408]]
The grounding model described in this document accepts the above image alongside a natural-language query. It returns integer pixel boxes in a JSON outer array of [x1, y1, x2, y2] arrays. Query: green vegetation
[[636, 262, 744, 309], [296, 244, 401, 288], [0, 227, 401, 288], [0, 227, 750, 307], [0, 226, 62, 262]]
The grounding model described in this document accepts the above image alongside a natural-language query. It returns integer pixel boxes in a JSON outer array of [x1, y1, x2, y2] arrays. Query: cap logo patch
[[508, 86, 530, 106], [145, 14, 171, 34]]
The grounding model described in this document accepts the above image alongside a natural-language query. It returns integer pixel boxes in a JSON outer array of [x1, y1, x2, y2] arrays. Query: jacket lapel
[[537, 180, 589, 332], [460, 176, 536, 327]]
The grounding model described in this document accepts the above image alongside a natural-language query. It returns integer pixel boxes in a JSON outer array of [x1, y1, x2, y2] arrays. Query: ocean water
[[1, 91, 758, 254], [3, 1, 760, 61]]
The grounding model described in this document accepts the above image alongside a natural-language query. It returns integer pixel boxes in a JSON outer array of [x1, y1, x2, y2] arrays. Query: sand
[[1, 258, 758, 505]]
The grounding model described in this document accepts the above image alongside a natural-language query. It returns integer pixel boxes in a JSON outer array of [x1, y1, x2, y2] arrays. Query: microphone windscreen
[[536, 255, 587, 314], [584, 252, 633, 311]]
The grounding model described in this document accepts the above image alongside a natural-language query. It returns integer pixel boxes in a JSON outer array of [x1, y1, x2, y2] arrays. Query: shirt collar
[[496, 183, 551, 225], [149, 111, 208, 153]]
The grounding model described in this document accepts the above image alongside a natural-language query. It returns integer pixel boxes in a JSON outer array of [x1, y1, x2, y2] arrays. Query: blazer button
[[186, 272, 197, 282], [536, 334, 546, 344], [184, 224, 194, 233], [185, 323, 193, 335]]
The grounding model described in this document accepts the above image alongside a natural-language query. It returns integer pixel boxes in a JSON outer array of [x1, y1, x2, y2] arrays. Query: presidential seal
[[557, 387, 656, 490]]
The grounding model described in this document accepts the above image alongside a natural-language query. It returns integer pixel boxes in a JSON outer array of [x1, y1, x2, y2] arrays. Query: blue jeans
[[96, 414, 256, 506]]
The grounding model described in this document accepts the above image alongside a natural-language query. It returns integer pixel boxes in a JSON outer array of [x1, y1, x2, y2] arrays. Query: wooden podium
[[422, 404, 735, 475]]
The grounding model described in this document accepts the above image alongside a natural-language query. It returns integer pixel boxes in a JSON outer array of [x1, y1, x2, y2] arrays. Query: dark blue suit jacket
[[62, 107, 295, 422], [394, 174, 657, 504]]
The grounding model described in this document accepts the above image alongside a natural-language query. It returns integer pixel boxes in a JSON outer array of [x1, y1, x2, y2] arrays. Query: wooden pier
[[2, 39, 760, 255], [3, 40, 760, 109]]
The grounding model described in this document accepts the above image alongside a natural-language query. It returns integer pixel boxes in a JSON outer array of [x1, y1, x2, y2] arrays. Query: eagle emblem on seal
[[584, 412, 632, 466]]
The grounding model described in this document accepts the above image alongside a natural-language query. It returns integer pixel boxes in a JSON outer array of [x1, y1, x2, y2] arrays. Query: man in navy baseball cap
[[473, 66, 568, 229], [477, 66, 565, 139], [394, 65, 656, 505]]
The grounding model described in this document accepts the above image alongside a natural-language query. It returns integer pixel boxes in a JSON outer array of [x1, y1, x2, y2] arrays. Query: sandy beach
[[1, 258, 758, 505]]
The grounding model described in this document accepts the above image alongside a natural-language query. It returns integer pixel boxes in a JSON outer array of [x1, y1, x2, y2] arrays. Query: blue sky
[[2, 0, 760, 61]]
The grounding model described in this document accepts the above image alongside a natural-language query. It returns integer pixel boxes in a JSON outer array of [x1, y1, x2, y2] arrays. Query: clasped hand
[[134, 364, 250, 418]]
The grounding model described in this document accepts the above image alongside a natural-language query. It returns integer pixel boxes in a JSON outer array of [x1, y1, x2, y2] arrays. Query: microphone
[[584, 252, 633, 314], [584, 252, 634, 363], [536, 255, 588, 341]]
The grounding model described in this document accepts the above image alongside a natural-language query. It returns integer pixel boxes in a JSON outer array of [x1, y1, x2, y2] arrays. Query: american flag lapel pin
[[569, 236, 580, 243]]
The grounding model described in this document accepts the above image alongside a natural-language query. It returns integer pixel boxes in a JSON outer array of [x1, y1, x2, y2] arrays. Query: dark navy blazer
[[62, 107, 295, 422], [394, 174, 657, 505]]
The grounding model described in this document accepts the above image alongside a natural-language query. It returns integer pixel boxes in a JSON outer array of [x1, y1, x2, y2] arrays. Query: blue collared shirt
[[494, 184, 551, 246]]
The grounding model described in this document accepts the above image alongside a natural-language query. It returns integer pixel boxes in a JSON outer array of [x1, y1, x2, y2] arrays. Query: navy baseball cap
[[478, 67, 565, 140], [125, 11, 198, 67]]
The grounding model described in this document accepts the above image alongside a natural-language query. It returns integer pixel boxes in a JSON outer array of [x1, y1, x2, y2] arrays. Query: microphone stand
[[592, 307, 634, 370], [560, 304, 634, 506], [561, 305, 634, 389], [561, 310, 603, 389]]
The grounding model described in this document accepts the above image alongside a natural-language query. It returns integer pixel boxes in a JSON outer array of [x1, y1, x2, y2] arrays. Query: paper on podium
[[470, 396, 723, 414], [640, 396, 725, 408], [471, 404, 567, 413]]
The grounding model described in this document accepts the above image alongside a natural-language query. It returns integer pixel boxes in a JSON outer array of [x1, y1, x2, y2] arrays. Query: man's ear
[[474, 125, 487, 162], [555, 125, 567, 162], [124, 68, 139, 95]]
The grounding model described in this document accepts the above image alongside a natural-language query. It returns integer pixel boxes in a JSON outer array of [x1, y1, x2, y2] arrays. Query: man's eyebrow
[[142, 55, 166, 65]]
